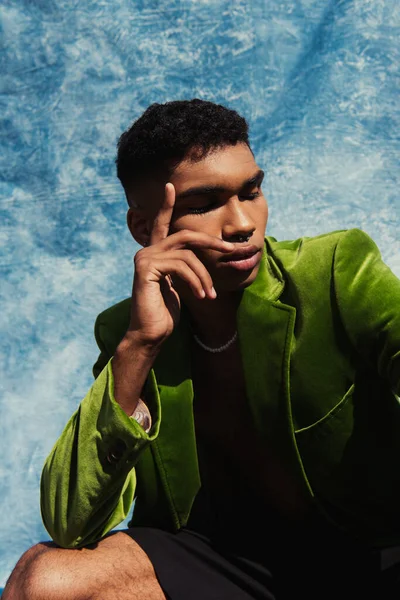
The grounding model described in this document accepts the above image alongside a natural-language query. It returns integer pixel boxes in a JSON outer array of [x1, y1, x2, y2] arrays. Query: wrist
[[111, 337, 158, 417], [116, 331, 163, 361]]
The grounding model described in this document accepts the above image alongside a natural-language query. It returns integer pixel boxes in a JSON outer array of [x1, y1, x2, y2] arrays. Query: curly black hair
[[116, 99, 250, 203]]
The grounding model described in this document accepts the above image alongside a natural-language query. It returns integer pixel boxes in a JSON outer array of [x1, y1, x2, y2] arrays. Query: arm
[[41, 183, 233, 548], [333, 228, 400, 395], [40, 327, 161, 549]]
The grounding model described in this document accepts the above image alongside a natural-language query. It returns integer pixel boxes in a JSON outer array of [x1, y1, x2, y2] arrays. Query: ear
[[126, 207, 151, 247]]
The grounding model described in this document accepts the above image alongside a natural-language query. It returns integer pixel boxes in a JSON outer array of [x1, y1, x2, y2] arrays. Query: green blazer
[[41, 228, 400, 550]]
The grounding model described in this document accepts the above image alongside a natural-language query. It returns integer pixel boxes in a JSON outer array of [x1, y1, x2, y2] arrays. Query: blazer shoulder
[[94, 297, 132, 356], [265, 228, 366, 271], [333, 227, 381, 255], [266, 228, 350, 253]]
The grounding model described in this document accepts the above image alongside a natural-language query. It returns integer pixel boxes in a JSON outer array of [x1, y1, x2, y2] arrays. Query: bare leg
[[3, 531, 167, 600]]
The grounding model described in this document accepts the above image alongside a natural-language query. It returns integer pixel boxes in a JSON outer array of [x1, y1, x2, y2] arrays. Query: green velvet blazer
[[41, 228, 400, 550]]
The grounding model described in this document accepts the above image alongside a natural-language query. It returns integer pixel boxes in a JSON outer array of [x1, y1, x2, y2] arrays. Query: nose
[[222, 197, 255, 243]]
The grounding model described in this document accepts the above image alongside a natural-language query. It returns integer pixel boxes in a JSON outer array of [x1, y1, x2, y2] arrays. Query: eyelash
[[188, 191, 261, 215]]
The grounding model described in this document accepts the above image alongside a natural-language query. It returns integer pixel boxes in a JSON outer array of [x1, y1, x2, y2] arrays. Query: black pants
[[125, 523, 400, 600]]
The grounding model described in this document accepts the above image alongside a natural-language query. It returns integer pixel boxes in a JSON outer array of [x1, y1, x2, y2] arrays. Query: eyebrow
[[175, 169, 265, 201]]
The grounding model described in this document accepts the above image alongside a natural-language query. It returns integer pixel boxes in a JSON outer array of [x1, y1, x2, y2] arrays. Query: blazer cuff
[[90, 359, 161, 468]]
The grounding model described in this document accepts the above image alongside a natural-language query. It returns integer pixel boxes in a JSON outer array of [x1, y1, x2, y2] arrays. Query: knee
[[3, 543, 47, 600], [3, 534, 165, 600], [3, 543, 87, 600]]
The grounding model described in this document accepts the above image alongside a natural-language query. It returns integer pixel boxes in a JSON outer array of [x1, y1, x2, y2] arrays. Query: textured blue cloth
[[0, 0, 399, 587]]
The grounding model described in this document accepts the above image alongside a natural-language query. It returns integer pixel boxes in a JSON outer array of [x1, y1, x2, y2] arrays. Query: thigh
[[125, 527, 277, 600]]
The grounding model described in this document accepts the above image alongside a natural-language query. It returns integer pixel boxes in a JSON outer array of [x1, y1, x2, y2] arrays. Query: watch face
[[132, 400, 152, 433]]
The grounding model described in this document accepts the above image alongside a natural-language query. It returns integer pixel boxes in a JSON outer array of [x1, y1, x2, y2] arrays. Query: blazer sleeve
[[333, 228, 400, 396], [40, 318, 162, 549]]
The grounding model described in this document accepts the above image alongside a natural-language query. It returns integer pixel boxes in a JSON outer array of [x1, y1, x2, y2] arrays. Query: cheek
[[185, 243, 220, 271], [264, 203, 269, 223], [257, 198, 269, 226]]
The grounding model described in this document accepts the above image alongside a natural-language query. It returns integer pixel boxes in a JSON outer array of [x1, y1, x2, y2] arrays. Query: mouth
[[219, 245, 261, 271]]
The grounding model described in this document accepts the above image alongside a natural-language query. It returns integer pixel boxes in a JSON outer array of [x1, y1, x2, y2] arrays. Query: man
[[4, 99, 400, 599]]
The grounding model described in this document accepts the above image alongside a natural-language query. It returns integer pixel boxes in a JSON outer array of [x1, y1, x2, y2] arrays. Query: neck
[[182, 289, 242, 348]]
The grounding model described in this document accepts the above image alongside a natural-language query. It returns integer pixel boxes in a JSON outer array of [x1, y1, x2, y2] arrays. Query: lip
[[219, 246, 261, 271]]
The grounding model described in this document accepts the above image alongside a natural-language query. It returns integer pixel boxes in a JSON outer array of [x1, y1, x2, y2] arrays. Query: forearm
[[112, 333, 161, 416], [41, 359, 161, 548]]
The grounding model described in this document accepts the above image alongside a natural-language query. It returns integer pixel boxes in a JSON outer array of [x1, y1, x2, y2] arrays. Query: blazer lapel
[[151, 311, 200, 528], [238, 242, 297, 457]]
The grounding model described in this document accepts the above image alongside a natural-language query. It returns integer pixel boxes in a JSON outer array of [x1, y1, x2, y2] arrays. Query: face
[[130, 143, 269, 292]]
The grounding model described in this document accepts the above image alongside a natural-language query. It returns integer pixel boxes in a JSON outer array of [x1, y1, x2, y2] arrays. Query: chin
[[216, 263, 261, 293]]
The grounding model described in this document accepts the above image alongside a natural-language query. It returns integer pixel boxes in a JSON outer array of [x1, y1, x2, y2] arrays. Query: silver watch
[[130, 399, 152, 433]]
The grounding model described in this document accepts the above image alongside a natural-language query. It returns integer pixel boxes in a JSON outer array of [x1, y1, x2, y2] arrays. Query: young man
[[4, 99, 400, 599]]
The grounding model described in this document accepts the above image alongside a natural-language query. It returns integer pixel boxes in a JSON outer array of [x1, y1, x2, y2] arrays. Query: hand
[[125, 183, 235, 351]]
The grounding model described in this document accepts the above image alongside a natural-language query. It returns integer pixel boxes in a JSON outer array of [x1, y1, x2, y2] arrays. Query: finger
[[173, 250, 216, 298], [135, 248, 214, 300], [136, 249, 216, 299], [150, 183, 175, 246], [159, 229, 235, 254], [153, 259, 209, 300]]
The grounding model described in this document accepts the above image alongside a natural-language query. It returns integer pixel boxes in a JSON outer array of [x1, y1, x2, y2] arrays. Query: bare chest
[[191, 347, 251, 443], [190, 345, 311, 517]]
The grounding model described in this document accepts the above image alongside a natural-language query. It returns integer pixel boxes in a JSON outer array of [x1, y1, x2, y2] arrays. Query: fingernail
[[211, 287, 217, 298]]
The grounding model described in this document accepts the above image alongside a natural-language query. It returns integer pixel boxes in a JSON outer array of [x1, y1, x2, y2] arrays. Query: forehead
[[129, 143, 259, 211], [171, 143, 257, 189]]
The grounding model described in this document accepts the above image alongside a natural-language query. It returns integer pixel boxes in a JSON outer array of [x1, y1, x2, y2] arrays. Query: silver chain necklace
[[193, 330, 238, 353]]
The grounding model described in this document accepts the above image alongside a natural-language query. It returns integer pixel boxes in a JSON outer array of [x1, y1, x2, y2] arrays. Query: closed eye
[[187, 202, 218, 215], [186, 188, 261, 215], [240, 191, 260, 200], [187, 191, 261, 215]]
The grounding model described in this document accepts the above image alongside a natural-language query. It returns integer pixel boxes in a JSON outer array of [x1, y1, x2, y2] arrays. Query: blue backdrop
[[1, 0, 399, 587]]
